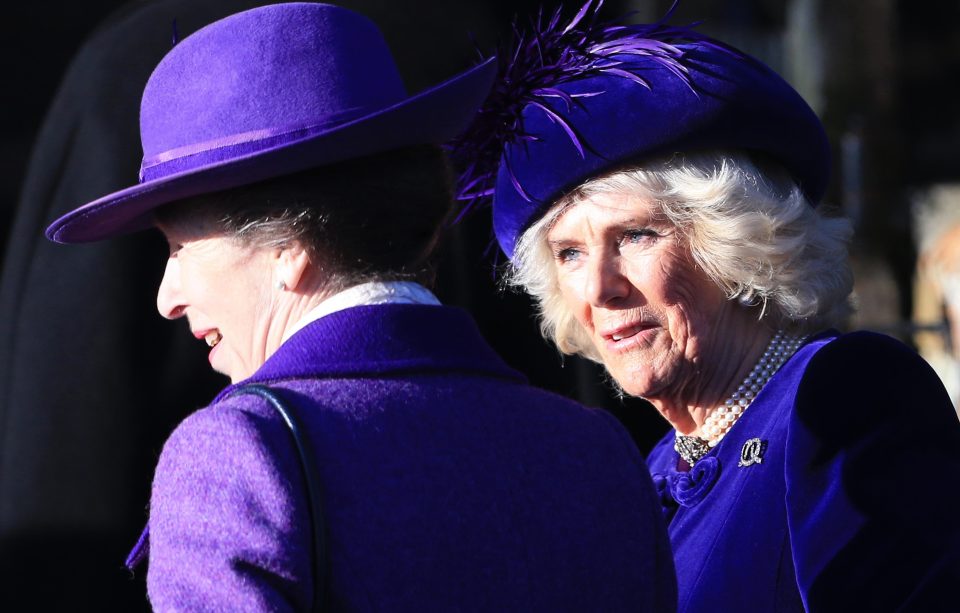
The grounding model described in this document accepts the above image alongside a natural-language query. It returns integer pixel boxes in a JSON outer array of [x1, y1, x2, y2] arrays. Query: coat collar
[[215, 304, 525, 401]]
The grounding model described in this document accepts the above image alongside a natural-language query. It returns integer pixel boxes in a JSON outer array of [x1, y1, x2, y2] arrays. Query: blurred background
[[1, 0, 958, 609]]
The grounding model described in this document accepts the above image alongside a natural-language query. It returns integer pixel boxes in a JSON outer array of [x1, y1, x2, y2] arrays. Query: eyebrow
[[547, 215, 658, 243]]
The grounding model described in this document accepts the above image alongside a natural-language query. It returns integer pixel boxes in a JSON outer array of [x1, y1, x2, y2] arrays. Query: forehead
[[548, 191, 662, 235], [155, 206, 228, 243]]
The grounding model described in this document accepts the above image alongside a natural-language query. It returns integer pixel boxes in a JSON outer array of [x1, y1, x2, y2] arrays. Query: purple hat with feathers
[[451, 1, 830, 261], [46, 2, 496, 244]]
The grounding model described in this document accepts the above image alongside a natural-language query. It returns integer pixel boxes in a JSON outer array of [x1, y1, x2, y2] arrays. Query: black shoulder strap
[[230, 384, 326, 612]]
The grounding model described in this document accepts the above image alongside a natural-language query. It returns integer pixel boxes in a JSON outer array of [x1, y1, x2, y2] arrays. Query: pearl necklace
[[674, 330, 806, 466]]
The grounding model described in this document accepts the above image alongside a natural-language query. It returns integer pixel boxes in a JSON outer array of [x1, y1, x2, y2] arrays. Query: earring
[[276, 280, 286, 291]]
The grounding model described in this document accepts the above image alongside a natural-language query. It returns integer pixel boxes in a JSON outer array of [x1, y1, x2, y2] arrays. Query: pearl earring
[[276, 280, 286, 291]]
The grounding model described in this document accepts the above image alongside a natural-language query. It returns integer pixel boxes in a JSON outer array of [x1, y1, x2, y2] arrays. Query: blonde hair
[[508, 152, 854, 360]]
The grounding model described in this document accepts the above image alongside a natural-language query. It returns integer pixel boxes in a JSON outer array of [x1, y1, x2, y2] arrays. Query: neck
[[685, 327, 775, 436], [654, 315, 775, 436], [263, 287, 336, 360], [672, 328, 807, 465], [265, 267, 343, 362]]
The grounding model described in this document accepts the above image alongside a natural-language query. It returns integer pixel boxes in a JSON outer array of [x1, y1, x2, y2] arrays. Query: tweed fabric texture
[[141, 304, 677, 611]]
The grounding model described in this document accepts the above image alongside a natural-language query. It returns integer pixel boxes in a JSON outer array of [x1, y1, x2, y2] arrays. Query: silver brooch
[[738, 437, 767, 467], [675, 434, 712, 466]]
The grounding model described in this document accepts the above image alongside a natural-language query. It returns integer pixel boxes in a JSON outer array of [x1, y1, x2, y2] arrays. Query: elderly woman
[[44, 4, 678, 611], [455, 3, 960, 611]]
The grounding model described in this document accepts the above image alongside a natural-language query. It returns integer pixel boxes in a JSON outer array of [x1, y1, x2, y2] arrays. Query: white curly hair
[[507, 151, 855, 360]]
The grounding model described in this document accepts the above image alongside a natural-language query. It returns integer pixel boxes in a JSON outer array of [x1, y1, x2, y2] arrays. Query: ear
[[275, 242, 312, 292]]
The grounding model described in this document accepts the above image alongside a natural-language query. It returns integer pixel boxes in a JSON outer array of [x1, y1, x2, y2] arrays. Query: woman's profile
[[46, 3, 676, 610]]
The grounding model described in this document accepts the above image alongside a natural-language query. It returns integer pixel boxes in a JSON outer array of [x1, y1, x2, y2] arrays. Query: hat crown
[[490, 44, 829, 259], [140, 3, 406, 160], [45, 2, 497, 244]]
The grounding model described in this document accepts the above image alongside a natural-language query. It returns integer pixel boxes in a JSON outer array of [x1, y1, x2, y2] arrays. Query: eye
[[554, 246, 582, 263], [621, 228, 659, 245]]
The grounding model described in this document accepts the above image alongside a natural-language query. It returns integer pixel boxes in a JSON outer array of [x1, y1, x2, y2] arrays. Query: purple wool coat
[[130, 304, 677, 611], [647, 330, 960, 612]]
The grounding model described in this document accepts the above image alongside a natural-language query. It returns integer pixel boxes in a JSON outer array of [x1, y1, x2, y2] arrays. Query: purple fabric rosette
[[653, 455, 722, 520]]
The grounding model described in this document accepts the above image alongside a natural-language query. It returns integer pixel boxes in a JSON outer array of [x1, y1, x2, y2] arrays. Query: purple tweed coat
[[132, 304, 677, 611]]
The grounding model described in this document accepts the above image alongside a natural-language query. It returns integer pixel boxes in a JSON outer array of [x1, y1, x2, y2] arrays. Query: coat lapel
[[215, 304, 525, 402]]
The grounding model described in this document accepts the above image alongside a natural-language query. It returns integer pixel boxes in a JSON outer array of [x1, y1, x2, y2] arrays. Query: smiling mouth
[[611, 329, 639, 341], [204, 330, 222, 348], [605, 321, 659, 344]]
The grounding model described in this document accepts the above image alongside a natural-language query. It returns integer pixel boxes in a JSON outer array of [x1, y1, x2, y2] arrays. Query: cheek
[[676, 276, 724, 322], [663, 276, 727, 360], [555, 270, 593, 323], [175, 264, 205, 303], [656, 253, 713, 308]]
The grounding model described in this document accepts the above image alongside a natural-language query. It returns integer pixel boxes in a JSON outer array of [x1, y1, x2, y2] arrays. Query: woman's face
[[156, 222, 279, 383], [546, 191, 735, 404]]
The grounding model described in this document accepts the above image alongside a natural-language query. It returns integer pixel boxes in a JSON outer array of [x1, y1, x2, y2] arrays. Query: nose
[[584, 250, 631, 307], [156, 257, 185, 319]]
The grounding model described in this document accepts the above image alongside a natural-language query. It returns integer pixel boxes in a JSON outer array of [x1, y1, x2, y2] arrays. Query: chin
[[225, 360, 261, 383], [603, 368, 650, 399], [210, 358, 238, 382], [618, 381, 654, 400], [599, 357, 650, 397]]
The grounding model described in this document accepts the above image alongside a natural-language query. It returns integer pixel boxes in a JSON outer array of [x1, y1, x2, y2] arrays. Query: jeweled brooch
[[738, 437, 767, 467]]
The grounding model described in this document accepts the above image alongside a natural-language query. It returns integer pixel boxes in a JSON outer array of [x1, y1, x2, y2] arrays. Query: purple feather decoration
[[448, 0, 737, 218]]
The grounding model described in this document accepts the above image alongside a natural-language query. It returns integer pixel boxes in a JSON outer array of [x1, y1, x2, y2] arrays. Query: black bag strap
[[230, 384, 326, 612]]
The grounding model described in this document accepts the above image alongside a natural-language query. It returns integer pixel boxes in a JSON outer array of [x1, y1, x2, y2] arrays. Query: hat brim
[[46, 57, 497, 244]]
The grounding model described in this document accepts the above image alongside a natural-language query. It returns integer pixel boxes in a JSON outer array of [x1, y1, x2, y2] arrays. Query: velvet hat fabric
[[454, 4, 830, 261], [46, 2, 496, 243]]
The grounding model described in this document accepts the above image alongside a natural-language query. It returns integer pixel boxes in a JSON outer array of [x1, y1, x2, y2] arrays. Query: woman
[[455, 3, 960, 611], [45, 4, 678, 611]]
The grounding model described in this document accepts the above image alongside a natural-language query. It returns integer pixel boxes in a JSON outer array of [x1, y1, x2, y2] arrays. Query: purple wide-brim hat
[[46, 2, 496, 244], [469, 14, 830, 261]]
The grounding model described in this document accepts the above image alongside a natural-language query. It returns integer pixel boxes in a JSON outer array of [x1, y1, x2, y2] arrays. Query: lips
[[604, 323, 646, 342], [600, 320, 658, 351], [611, 327, 641, 342]]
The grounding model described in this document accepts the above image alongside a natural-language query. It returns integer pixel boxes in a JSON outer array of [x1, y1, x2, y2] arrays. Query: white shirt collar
[[282, 280, 441, 343]]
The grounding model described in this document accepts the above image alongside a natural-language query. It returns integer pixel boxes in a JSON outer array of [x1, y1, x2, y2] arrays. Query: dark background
[[0, 0, 957, 610]]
